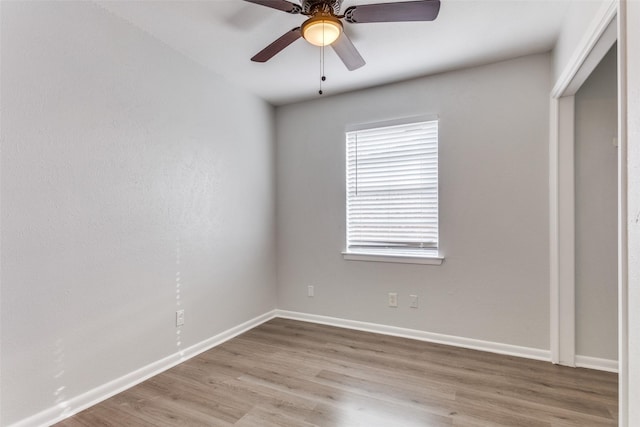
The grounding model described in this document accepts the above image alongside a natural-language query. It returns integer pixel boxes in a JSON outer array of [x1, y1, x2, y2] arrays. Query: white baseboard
[[575, 355, 619, 373], [275, 310, 551, 362], [12, 309, 617, 427], [10, 310, 277, 427]]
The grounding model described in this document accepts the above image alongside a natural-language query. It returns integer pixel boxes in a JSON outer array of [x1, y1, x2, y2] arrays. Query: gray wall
[[0, 2, 276, 425], [575, 46, 618, 360], [275, 54, 551, 350]]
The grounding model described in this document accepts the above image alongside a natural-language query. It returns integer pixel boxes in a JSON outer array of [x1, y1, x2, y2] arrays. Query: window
[[344, 117, 441, 264]]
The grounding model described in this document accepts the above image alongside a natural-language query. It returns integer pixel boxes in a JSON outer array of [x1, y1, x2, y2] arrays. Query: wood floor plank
[[305, 401, 453, 427], [455, 389, 615, 427], [234, 403, 318, 427], [54, 319, 618, 427]]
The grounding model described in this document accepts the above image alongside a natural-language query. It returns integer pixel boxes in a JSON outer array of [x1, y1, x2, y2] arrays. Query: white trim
[[342, 251, 444, 265], [575, 355, 619, 373], [552, 0, 618, 98], [550, 1, 627, 422], [549, 0, 619, 371], [275, 310, 550, 362], [562, 16, 618, 97], [10, 308, 621, 427], [549, 96, 560, 365], [617, 2, 629, 425], [9, 310, 277, 427]]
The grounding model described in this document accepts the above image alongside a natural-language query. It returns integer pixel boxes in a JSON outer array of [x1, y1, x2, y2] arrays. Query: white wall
[[625, 1, 640, 424], [0, 2, 276, 425], [553, 0, 611, 83], [574, 46, 618, 360], [276, 54, 551, 350]]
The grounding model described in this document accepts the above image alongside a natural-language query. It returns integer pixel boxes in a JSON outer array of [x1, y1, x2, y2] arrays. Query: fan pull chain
[[319, 44, 323, 95], [319, 27, 327, 95]]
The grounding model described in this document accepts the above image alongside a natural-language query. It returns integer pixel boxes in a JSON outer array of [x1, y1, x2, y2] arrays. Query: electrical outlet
[[176, 309, 185, 327], [388, 292, 398, 308], [410, 294, 419, 308], [308, 285, 314, 297]]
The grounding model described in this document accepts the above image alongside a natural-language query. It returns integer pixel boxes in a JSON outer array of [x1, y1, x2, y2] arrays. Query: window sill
[[341, 251, 444, 265]]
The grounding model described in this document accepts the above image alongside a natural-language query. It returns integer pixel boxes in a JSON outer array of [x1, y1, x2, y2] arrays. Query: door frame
[[548, 0, 629, 424]]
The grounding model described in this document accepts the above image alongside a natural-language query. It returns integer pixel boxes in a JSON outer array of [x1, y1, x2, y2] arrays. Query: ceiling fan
[[244, 0, 441, 71]]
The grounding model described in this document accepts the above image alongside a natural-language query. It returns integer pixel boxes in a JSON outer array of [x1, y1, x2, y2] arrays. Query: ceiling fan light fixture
[[301, 15, 342, 46]]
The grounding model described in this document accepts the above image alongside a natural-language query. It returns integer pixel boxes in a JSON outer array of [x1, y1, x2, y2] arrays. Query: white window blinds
[[346, 119, 439, 256]]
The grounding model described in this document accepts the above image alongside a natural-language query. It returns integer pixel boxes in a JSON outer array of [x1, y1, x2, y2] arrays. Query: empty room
[[1, 0, 639, 426]]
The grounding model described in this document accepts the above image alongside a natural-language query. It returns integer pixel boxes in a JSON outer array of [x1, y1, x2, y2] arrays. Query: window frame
[[342, 115, 443, 265]]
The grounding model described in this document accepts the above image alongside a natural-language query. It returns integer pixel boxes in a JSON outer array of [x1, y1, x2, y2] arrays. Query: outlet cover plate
[[176, 309, 185, 327], [410, 294, 419, 308], [388, 292, 398, 307]]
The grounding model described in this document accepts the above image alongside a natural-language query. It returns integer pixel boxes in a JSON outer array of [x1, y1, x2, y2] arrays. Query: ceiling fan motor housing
[[302, 0, 343, 15]]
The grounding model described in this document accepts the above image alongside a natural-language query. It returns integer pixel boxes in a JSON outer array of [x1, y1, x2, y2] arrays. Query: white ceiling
[[98, 0, 572, 105]]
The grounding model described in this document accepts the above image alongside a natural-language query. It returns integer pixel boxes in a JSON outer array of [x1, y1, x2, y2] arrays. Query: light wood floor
[[55, 318, 618, 426]]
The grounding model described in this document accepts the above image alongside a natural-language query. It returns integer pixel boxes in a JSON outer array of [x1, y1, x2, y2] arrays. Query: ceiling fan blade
[[344, 0, 440, 23], [251, 28, 302, 62], [331, 32, 365, 71], [243, 0, 302, 14]]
